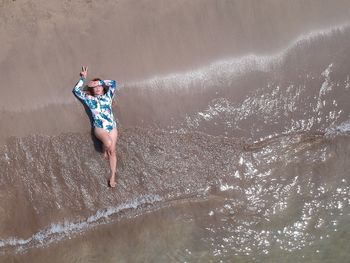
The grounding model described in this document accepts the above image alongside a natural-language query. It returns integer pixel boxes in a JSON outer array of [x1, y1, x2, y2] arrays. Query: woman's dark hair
[[85, 77, 116, 107], [86, 77, 107, 95]]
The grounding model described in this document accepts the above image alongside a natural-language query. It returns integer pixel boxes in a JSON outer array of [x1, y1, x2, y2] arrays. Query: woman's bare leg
[[102, 145, 108, 159], [94, 127, 118, 187], [107, 128, 118, 187]]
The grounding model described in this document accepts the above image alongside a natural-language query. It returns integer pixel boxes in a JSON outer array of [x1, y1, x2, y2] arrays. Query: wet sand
[[2, 134, 350, 262]]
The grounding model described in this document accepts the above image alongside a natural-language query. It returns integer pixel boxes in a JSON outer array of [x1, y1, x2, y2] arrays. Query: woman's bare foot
[[108, 176, 117, 188]]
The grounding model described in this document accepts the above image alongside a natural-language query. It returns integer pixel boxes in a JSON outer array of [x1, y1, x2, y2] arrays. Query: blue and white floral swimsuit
[[73, 77, 118, 132]]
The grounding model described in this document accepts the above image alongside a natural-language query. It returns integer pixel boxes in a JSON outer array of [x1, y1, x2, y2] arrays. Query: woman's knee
[[109, 143, 117, 153], [107, 144, 116, 155], [104, 138, 113, 150]]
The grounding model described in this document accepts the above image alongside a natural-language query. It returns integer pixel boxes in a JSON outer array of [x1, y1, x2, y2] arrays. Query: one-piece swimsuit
[[73, 77, 118, 132]]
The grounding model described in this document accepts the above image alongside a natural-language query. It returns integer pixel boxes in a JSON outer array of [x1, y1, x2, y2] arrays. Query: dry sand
[[0, 0, 350, 142]]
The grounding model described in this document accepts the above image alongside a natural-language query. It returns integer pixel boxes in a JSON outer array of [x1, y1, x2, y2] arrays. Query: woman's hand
[[88, 80, 102, 88], [80, 66, 88, 78]]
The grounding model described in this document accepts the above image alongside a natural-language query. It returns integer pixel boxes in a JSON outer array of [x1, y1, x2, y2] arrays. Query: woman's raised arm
[[101, 79, 117, 98], [72, 66, 88, 100]]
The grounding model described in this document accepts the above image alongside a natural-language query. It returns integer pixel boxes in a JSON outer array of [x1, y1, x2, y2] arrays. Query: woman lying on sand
[[73, 66, 118, 188]]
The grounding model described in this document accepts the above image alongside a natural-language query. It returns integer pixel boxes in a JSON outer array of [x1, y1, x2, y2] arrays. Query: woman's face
[[88, 81, 104, 96]]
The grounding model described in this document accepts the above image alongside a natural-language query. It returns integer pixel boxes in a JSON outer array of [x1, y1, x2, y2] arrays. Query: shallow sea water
[[2, 133, 349, 263]]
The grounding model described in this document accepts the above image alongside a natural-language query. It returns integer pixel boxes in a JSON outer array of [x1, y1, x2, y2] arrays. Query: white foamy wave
[[0, 194, 161, 253], [319, 64, 334, 96], [325, 120, 350, 136], [130, 54, 274, 91], [129, 23, 350, 91]]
